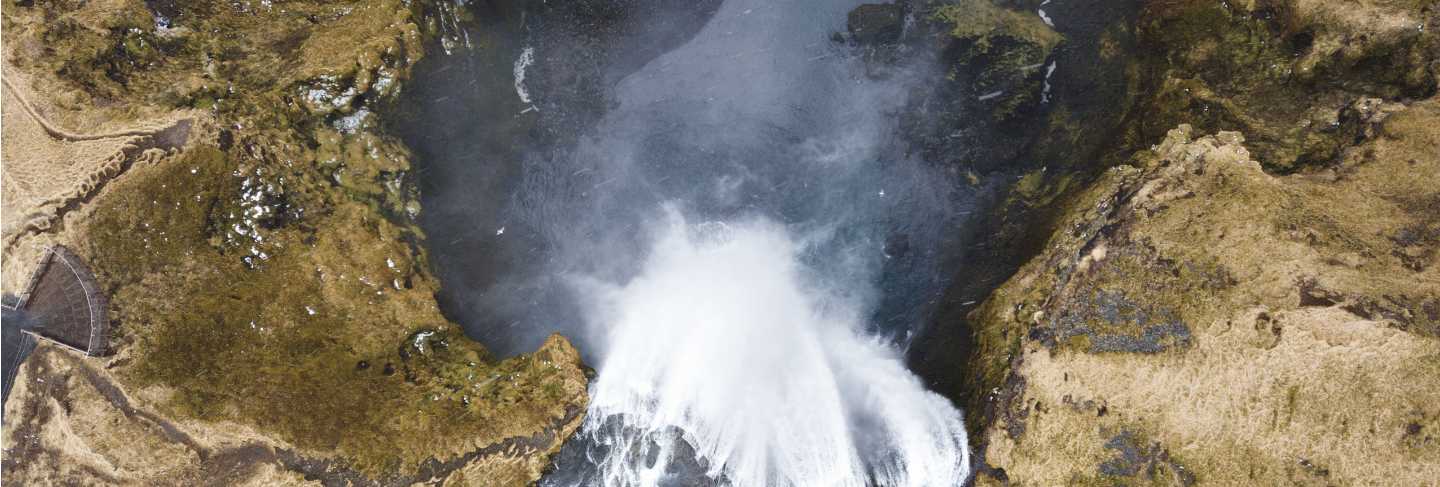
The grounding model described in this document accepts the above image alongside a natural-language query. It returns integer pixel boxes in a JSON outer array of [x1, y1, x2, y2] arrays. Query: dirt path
[[1, 77, 173, 142], [1, 343, 585, 486], [0, 69, 195, 292]]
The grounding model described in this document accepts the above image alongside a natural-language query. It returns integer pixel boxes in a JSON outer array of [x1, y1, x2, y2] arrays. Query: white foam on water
[[572, 210, 971, 487], [513, 47, 536, 106], [1042, 61, 1058, 104]]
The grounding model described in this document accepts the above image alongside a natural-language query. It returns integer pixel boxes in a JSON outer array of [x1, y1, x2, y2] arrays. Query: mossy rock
[[1124, 0, 1440, 172], [934, 0, 1064, 124], [848, 3, 904, 45], [936, 0, 1061, 54]]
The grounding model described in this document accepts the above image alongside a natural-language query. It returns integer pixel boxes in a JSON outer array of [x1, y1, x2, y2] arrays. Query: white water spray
[[514, 46, 537, 107], [475, 0, 983, 483], [569, 211, 971, 486]]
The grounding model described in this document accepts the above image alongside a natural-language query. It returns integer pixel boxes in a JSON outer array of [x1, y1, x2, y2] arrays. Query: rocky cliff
[[960, 0, 1440, 484]]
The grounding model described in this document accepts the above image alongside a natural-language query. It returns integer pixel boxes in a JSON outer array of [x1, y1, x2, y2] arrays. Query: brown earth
[[950, 0, 1440, 484], [969, 106, 1440, 486]]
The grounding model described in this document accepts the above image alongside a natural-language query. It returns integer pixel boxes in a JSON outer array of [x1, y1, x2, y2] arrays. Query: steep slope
[[959, 0, 1440, 479]]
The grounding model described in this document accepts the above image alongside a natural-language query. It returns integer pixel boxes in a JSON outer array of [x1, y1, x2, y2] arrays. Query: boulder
[[848, 3, 904, 45]]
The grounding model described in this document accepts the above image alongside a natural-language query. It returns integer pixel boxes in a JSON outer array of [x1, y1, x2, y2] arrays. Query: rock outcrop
[[953, 0, 1440, 484], [1121, 0, 1438, 172], [933, 0, 1063, 124], [968, 104, 1440, 486], [2, 1, 587, 485], [849, 3, 906, 45]]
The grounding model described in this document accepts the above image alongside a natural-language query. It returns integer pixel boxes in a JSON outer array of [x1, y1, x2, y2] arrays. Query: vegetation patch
[[1121, 0, 1439, 172], [6, 0, 587, 478], [934, 0, 1064, 124]]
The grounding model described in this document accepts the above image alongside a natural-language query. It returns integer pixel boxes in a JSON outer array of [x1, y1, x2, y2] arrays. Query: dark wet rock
[[883, 232, 911, 259], [1024, 237, 1231, 354], [1297, 458, 1331, 478], [1121, 0, 1439, 172], [543, 416, 727, 487], [1037, 291, 1192, 354], [933, 0, 1062, 125], [1298, 278, 1440, 337], [1096, 430, 1195, 485], [848, 3, 904, 45], [892, 0, 1145, 230], [907, 0, 1147, 442]]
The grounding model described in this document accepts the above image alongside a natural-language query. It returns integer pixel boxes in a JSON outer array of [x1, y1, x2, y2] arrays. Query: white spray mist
[[568, 209, 971, 486], [496, 0, 981, 483]]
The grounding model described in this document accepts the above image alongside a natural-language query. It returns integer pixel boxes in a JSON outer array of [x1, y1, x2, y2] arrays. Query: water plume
[[405, 0, 983, 483], [565, 210, 970, 486]]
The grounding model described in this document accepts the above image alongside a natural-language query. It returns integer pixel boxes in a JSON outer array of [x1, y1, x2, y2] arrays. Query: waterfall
[[517, 0, 977, 484], [561, 210, 970, 486]]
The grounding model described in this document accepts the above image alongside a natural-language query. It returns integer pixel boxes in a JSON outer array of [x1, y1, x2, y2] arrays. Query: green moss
[[6, 0, 435, 126], [1011, 168, 1076, 207], [86, 147, 230, 286], [1122, 0, 1440, 172], [935, 0, 1061, 54], [28, 0, 590, 477], [933, 0, 1065, 124], [84, 147, 579, 474]]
